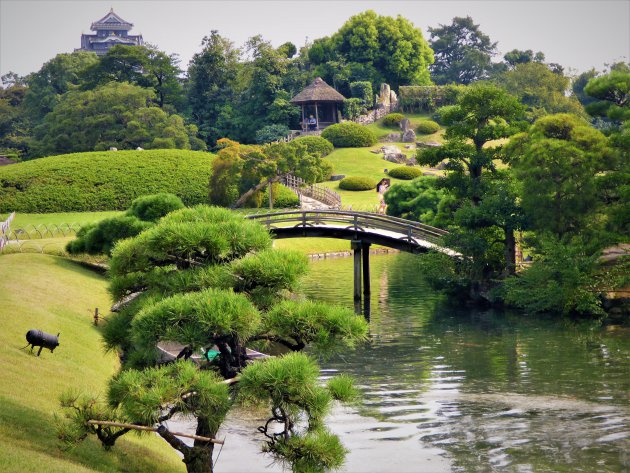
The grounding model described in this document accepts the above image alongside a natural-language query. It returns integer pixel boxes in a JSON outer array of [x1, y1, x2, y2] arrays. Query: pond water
[[213, 253, 630, 473]]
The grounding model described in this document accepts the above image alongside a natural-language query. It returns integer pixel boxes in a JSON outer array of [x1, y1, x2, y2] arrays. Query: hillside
[[0, 254, 184, 472], [0, 150, 215, 213]]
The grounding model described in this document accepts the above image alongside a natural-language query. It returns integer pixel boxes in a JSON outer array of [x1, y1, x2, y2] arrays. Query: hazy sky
[[1, 0, 629, 78]]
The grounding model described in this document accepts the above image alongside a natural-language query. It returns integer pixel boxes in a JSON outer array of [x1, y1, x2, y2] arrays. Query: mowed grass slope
[[323, 113, 446, 210], [0, 150, 214, 213], [0, 254, 183, 472]]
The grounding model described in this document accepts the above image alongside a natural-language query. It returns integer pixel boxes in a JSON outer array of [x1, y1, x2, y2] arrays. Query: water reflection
[[302, 253, 630, 473]]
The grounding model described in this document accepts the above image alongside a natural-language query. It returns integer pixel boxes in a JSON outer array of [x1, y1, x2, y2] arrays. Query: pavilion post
[[315, 102, 319, 130], [301, 105, 305, 131]]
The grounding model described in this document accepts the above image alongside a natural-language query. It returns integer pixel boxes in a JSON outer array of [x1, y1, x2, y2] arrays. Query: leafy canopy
[[309, 10, 434, 91], [506, 113, 613, 239], [428, 16, 497, 85]]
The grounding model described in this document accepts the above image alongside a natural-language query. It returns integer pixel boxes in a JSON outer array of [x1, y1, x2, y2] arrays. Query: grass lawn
[[1, 236, 72, 254], [275, 237, 359, 254], [3, 211, 122, 229], [0, 254, 184, 473], [364, 112, 438, 140], [323, 144, 444, 211]]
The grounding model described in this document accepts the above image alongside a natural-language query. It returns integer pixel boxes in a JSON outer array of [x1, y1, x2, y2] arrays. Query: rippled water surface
[[216, 253, 630, 472]]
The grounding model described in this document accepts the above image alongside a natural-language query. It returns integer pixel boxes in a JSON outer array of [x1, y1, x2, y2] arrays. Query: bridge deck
[[247, 210, 458, 256]]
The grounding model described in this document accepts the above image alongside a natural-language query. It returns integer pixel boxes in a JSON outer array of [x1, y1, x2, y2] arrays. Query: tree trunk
[[503, 228, 516, 277], [184, 417, 216, 473], [231, 174, 286, 209]]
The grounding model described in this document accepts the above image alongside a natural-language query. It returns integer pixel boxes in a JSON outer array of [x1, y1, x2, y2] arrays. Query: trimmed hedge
[[321, 123, 377, 148], [382, 113, 406, 127], [0, 150, 214, 212], [339, 176, 378, 191], [388, 166, 423, 180], [291, 136, 334, 157], [415, 120, 441, 135]]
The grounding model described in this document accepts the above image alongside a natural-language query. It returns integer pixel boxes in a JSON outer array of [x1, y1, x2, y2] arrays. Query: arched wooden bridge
[[247, 210, 457, 302]]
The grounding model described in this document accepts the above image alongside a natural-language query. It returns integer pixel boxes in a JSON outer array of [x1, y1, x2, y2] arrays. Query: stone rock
[[383, 154, 408, 164], [378, 83, 392, 109], [399, 118, 411, 132], [381, 145, 402, 155], [380, 132, 402, 143], [330, 174, 345, 181], [435, 160, 448, 170], [370, 149, 380, 154], [405, 145, 414, 149], [402, 129, 417, 143], [136, 147, 144, 151], [416, 140, 441, 148], [109, 147, 118, 151], [380, 145, 414, 164]]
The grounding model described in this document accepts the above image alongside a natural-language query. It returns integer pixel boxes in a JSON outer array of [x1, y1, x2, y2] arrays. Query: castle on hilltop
[[76, 8, 143, 56]]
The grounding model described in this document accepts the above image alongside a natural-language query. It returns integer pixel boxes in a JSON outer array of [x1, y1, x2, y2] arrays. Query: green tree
[[506, 113, 613, 240], [584, 62, 630, 124], [82, 44, 184, 110], [233, 36, 298, 142], [186, 31, 241, 146], [503, 49, 545, 68], [503, 237, 607, 316], [209, 139, 329, 208], [23, 51, 99, 123], [420, 84, 524, 203], [309, 10, 434, 91], [383, 176, 449, 226], [418, 85, 525, 293], [428, 16, 497, 85], [0, 83, 30, 158], [59, 207, 367, 473], [497, 62, 585, 119], [572, 68, 599, 108], [30, 82, 196, 156]]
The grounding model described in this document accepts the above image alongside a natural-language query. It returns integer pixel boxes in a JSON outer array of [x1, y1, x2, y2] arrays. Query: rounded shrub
[[126, 193, 185, 222], [339, 176, 378, 191], [317, 160, 334, 183], [415, 120, 441, 135], [388, 166, 423, 180], [432, 105, 458, 125], [321, 123, 377, 148], [291, 136, 334, 157], [261, 183, 300, 208], [382, 113, 405, 127], [66, 215, 152, 256]]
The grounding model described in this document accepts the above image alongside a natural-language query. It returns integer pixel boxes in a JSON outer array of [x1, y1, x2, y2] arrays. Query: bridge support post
[[351, 240, 362, 301], [362, 241, 371, 298]]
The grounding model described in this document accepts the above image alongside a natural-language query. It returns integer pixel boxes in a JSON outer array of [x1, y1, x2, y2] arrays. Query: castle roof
[[91, 8, 133, 31], [290, 77, 346, 104], [88, 34, 139, 44]]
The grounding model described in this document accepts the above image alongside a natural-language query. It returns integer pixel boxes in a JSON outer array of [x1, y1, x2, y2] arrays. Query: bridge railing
[[248, 210, 449, 246], [281, 175, 342, 209]]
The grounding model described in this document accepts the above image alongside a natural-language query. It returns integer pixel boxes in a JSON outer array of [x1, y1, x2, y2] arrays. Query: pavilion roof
[[91, 8, 133, 31], [290, 77, 346, 104]]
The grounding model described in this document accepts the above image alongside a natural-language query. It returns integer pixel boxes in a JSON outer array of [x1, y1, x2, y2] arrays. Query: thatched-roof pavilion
[[291, 77, 345, 131]]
